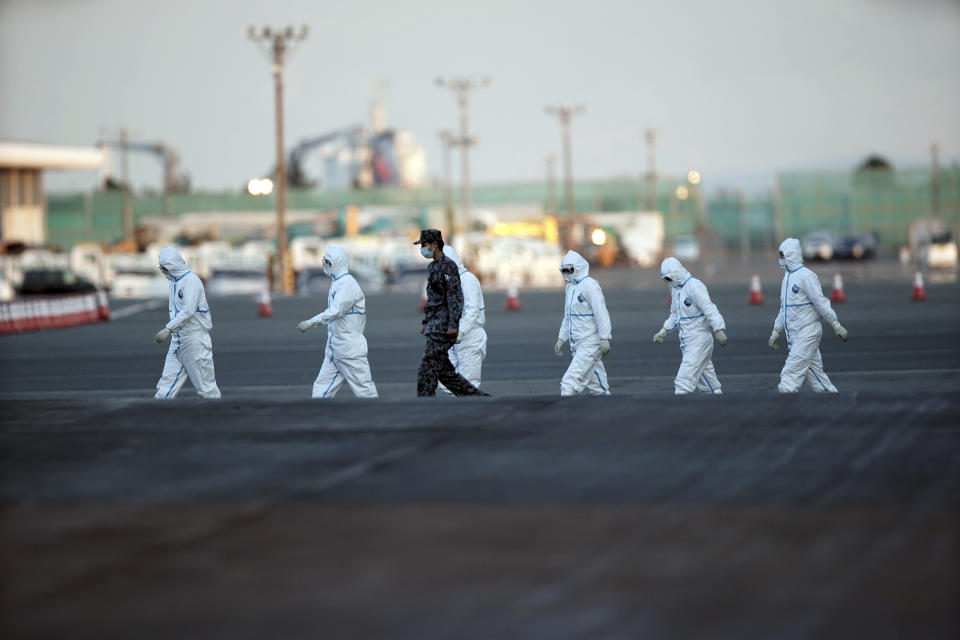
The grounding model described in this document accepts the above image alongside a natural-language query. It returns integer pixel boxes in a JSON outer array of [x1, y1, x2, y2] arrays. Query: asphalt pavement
[[1, 272, 958, 638]]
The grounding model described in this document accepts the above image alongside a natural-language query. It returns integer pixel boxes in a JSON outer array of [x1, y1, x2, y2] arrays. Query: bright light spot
[[675, 186, 689, 200], [591, 228, 607, 246], [247, 178, 274, 196], [687, 170, 701, 185]]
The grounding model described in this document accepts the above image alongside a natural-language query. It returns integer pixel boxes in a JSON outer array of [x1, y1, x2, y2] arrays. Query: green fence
[[43, 167, 959, 251]]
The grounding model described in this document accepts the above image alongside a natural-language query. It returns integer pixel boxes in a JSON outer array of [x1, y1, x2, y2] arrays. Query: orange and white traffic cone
[[418, 283, 428, 311], [258, 289, 273, 317], [96, 289, 111, 321], [748, 274, 764, 305], [505, 284, 522, 311], [831, 273, 847, 303], [911, 270, 926, 301]]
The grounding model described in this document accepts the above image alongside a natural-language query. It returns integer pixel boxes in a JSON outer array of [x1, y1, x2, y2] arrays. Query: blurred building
[[0, 141, 105, 246]]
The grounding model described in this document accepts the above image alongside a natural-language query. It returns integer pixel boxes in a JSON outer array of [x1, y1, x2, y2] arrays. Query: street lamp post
[[438, 130, 456, 236], [545, 104, 585, 249], [247, 25, 308, 295], [546, 153, 558, 214], [435, 75, 490, 244], [644, 127, 658, 211]]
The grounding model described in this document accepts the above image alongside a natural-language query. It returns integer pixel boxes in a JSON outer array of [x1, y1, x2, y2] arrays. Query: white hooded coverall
[[660, 257, 725, 394], [307, 245, 379, 398], [774, 238, 839, 393], [439, 245, 487, 392], [155, 246, 221, 399], [558, 250, 612, 396]]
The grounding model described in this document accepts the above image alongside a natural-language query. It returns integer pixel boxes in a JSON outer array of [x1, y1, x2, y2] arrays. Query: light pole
[[438, 130, 456, 236], [546, 153, 558, 214], [930, 141, 941, 217], [435, 75, 490, 243], [545, 104, 585, 248], [247, 25, 308, 295], [644, 127, 658, 211]]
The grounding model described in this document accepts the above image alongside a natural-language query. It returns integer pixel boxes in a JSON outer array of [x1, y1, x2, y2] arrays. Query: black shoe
[[479, 391, 492, 397]]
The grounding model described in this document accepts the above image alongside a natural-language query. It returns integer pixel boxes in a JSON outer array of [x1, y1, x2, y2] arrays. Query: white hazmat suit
[[154, 246, 221, 399], [556, 251, 613, 396], [770, 238, 847, 393], [439, 245, 487, 392], [298, 245, 379, 398], [654, 257, 726, 395]]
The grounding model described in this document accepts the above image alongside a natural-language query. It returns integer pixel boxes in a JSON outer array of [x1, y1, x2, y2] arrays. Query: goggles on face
[[778, 250, 785, 259], [159, 265, 170, 276], [323, 257, 332, 268], [560, 265, 575, 275], [662, 275, 672, 283]]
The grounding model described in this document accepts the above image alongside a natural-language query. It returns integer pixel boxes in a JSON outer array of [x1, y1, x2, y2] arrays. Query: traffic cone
[[258, 289, 273, 317], [505, 284, 522, 311], [831, 273, 847, 303], [748, 274, 764, 305], [96, 289, 111, 321], [418, 283, 428, 311], [911, 270, 926, 301]]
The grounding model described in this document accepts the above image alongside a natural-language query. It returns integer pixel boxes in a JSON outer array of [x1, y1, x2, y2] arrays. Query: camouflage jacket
[[421, 254, 463, 335]]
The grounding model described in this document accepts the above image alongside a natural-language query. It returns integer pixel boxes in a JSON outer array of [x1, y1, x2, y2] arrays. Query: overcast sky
[[2, 0, 958, 194]]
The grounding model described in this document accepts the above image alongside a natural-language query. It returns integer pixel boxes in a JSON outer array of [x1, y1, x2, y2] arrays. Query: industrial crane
[[95, 139, 185, 217]]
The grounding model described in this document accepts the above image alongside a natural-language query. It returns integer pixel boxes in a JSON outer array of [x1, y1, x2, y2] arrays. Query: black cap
[[413, 229, 444, 247]]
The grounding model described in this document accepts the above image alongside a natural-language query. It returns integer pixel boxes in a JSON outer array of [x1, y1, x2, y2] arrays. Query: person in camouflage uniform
[[414, 229, 490, 397]]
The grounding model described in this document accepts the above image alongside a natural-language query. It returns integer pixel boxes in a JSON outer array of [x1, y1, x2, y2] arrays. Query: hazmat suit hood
[[323, 245, 349, 278], [442, 245, 466, 271], [660, 257, 692, 289], [158, 245, 189, 281], [561, 250, 590, 283], [778, 238, 803, 271]]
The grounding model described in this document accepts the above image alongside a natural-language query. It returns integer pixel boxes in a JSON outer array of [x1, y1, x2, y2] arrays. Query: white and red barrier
[[0, 291, 110, 336]]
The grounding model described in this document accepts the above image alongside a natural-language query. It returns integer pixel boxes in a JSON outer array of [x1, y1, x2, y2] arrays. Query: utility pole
[[119, 127, 133, 243], [435, 75, 490, 245], [438, 130, 456, 236], [247, 25, 308, 295], [545, 104, 585, 249], [546, 153, 558, 214], [930, 141, 941, 217], [644, 127, 658, 211]]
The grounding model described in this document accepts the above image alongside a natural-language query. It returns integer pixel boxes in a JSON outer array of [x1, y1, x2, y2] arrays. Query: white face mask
[[321, 258, 333, 277], [777, 253, 786, 269]]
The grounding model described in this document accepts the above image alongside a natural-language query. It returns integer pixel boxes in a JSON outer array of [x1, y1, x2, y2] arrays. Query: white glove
[[297, 320, 314, 333], [456, 331, 463, 344], [599, 339, 611, 356], [154, 328, 171, 344], [714, 329, 728, 346], [832, 321, 848, 342], [653, 328, 667, 343], [554, 339, 565, 357], [768, 329, 780, 350]]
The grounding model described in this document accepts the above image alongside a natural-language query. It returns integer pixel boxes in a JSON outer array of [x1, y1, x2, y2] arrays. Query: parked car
[[672, 235, 700, 262], [206, 268, 268, 297], [802, 231, 835, 261], [18, 269, 96, 295], [111, 268, 169, 299], [833, 232, 877, 260], [922, 232, 959, 270]]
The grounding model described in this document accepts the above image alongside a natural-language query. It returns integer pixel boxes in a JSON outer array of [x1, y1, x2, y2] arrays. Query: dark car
[[18, 269, 97, 295], [833, 232, 878, 260]]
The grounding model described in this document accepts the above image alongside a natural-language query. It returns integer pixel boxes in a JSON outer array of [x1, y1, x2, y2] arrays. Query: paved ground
[[1, 272, 958, 638]]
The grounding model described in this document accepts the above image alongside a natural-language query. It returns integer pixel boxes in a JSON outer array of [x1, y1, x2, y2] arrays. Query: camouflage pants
[[417, 335, 485, 397]]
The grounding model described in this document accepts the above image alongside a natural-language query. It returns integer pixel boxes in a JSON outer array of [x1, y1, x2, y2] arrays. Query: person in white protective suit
[[297, 245, 379, 398], [438, 245, 487, 393], [653, 257, 728, 395], [768, 237, 848, 393], [554, 250, 613, 396], [153, 246, 221, 399]]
